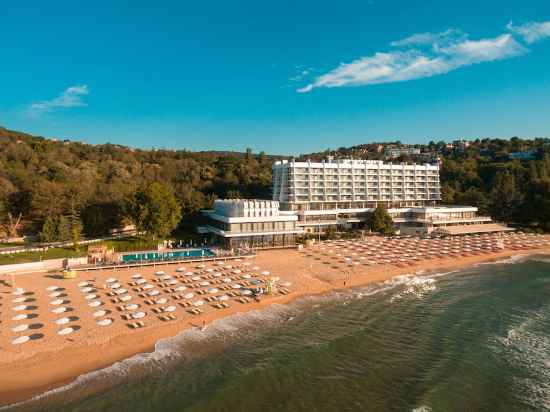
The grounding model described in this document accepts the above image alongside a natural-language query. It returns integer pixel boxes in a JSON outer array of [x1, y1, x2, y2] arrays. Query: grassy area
[[0, 242, 25, 248], [0, 247, 86, 265]]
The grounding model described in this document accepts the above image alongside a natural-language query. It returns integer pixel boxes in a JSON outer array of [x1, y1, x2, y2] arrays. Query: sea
[[5, 255, 550, 412]]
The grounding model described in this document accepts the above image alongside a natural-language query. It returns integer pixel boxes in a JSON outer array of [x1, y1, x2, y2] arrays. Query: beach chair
[[116, 305, 126, 311], [121, 314, 132, 320], [128, 321, 145, 329], [111, 298, 121, 303]]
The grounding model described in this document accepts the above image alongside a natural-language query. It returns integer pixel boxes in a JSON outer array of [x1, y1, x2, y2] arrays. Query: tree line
[[1, 127, 550, 242]]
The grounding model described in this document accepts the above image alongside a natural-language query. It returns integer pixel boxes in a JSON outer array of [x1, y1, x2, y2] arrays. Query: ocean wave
[[0, 303, 298, 411], [411, 406, 432, 412], [492, 304, 550, 411]]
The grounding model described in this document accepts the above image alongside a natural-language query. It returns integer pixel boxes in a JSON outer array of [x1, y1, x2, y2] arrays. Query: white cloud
[[297, 33, 526, 92], [29, 84, 90, 115], [391, 29, 464, 47], [507, 20, 550, 44]]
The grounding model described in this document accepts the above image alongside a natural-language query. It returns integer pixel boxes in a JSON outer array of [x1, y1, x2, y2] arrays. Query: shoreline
[[2, 245, 550, 408]]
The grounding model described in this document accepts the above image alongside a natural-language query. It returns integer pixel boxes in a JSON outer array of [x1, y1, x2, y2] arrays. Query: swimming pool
[[121, 248, 214, 263]]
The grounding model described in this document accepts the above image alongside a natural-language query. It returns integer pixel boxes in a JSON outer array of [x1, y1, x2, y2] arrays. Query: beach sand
[[1, 235, 550, 407]]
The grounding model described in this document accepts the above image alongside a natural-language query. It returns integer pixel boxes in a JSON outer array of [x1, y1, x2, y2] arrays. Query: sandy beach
[[1, 233, 550, 407]]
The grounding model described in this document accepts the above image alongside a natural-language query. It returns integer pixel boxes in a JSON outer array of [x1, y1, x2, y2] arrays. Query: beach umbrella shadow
[[29, 333, 45, 340], [68, 316, 79, 322], [26, 305, 38, 310], [27, 313, 39, 319], [29, 323, 44, 330]]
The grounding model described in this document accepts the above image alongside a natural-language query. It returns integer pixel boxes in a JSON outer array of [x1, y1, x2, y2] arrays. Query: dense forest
[[1, 126, 550, 242], [0, 127, 274, 240]]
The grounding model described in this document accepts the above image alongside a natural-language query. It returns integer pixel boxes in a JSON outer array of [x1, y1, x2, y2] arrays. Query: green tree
[[367, 205, 394, 236], [490, 171, 522, 222], [127, 182, 182, 239], [40, 215, 58, 243], [57, 215, 71, 241]]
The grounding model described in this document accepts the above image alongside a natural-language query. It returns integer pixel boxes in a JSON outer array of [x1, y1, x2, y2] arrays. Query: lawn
[[0, 247, 86, 265]]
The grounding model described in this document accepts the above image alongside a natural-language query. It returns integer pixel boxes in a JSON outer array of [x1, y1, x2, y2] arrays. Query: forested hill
[[0, 126, 277, 238], [1, 126, 550, 240]]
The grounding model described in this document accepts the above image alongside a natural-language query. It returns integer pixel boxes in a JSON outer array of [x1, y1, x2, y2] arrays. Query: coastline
[[2, 246, 550, 408]]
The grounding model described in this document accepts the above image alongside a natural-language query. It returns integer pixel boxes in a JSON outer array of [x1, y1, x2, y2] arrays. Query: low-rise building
[[390, 206, 512, 236], [198, 199, 304, 249]]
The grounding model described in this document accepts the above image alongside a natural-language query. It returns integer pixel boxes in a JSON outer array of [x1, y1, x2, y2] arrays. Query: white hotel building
[[272, 158, 509, 236], [198, 158, 511, 249]]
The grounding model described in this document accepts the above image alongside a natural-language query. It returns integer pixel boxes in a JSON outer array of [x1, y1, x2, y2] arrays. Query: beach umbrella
[[168, 279, 178, 285], [155, 297, 168, 305], [125, 304, 139, 311], [176, 267, 186, 272], [81, 287, 94, 293], [160, 275, 172, 280], [136, 278, 147, 285], [46, 286, 60, 291], [89, 300, 102, 307], [12, 297, 27, 303], [218, 295, 229, 301], [199, 281, 210, 286], [175, 286, 187, 292], [132, 311, 146, 319], [12, 336, 30, 345], [55, 317, 70, 325], [97, 318, 113, 326], [143, 284, 153, 290], [85, 294, 98, 300], [50, 299, 64, 306], [184, 293, 194, 299], [261, 271, 270, 276], [58, 327, 75, 335], [93, 309, 107, 317], [193, 300, 204, 306], [106, 278, 117, 283], [207, 288, 219, 294], [51, 307, 68, 314], [132, 273, 142, 278], [192, 276, 201, 281], [78, 282, 89, 287], [223, 278, 232, 283], [164, 305, 176, 312], [11, 324, 29, 332], [115, 288, 128, 295], [155, 271, 165, 275], [147, 290, 160, 296]]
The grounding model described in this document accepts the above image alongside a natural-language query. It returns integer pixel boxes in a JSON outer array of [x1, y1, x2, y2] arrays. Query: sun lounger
[[128, 321, 145, 329], [121, 314, 132, 320], [178, 301, 191, 308], [159, 313, 177, 321], [187, 308, 203, 315]]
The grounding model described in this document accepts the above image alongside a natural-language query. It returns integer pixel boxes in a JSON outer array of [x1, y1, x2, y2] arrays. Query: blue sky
[[1, 1, 550, 155]]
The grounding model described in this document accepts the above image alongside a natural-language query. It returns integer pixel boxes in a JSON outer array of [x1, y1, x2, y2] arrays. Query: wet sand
[[1, 236, 550, 407]]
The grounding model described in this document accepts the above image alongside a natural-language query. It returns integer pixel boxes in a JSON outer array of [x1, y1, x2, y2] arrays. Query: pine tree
[[57, 215, 71, 241], [40, 215, 58, 243]]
